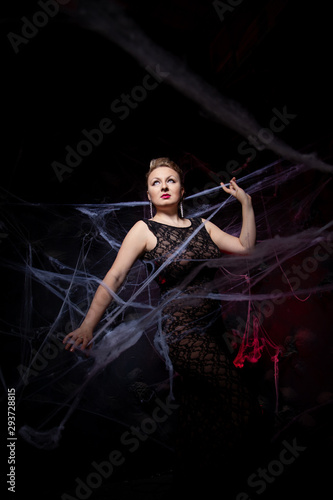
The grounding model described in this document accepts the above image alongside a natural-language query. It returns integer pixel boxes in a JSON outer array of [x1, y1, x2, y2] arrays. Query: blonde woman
[[64, 157, 259, 491]]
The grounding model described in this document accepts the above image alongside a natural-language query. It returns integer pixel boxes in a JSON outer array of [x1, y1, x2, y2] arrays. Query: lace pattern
[[141, 217, 259, 478]]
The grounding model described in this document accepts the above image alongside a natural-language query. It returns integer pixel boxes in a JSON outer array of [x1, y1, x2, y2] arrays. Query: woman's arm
[[63, 220, 150, 351], [204, 177, 256, 255]]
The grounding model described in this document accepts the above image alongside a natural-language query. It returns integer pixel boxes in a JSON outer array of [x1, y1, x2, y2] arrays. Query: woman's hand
[[63, 325, 93, 352], [221, 177, 252, 206]]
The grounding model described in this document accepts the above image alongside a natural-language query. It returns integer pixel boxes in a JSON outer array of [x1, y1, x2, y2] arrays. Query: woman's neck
[[152, 212, 189, 227]]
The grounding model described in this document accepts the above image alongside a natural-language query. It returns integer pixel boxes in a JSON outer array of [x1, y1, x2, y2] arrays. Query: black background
[[1, 1, 333, 499]]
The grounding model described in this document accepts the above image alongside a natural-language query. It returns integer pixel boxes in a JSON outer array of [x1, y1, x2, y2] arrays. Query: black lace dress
[[142, 217, 260, 488]]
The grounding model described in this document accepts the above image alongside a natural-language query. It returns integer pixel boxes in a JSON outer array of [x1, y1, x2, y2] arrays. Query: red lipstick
[[161, 194, 171, 199]]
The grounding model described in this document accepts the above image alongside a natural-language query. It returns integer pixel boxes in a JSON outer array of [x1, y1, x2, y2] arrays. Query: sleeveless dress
[[141, 217, 260, 489]]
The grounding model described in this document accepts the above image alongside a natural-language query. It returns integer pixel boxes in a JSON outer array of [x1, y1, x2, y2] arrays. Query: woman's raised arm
[[203, 177, 256, 255]]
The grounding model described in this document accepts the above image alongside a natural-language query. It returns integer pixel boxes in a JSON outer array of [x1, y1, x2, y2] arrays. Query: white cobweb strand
[[68, 0, 333, 174], [2, 0, 332, 454], [8, 160, 332, 449]]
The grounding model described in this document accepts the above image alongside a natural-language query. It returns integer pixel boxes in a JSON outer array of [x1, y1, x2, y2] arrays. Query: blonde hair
[[146, 157, 184, 186]]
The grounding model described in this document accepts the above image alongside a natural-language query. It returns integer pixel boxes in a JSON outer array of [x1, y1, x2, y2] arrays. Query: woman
[[63, 157, 259, 491]]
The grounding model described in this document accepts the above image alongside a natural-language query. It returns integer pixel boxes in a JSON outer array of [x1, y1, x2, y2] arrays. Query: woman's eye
[[152, 178, 175, 186]]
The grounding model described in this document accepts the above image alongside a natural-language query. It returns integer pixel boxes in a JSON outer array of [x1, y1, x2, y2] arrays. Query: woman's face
[[147, 166, 184, 210]]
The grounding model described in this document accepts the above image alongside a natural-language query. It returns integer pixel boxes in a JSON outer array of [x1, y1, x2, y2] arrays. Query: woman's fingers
[[221, 178, 251, 204], [221, 177, 237, 194], [63, 331, 74, 350], [81, 337, 93, 351], [63, 330, 91, 352]]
